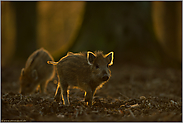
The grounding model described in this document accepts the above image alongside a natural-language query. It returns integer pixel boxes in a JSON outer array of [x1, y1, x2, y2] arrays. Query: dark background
[[1, 1, 182, 68]]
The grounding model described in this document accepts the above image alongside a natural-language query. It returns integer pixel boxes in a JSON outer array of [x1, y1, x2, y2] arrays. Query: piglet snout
[[102, 74, 109, 81]]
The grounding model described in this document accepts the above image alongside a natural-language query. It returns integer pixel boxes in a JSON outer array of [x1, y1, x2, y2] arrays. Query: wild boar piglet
[[19, 48, 55, 95], [47, 51, 114, 106]]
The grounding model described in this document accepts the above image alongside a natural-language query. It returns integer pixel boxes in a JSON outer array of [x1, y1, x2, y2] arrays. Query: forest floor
[[1, 62, 182, 122]]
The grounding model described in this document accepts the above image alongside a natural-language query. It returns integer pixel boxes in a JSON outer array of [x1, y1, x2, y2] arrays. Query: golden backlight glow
[[37, 1, 86, 59], [152, 1, 181, 62], [1, 1, 86, 66], [1, 2, 16, 66]]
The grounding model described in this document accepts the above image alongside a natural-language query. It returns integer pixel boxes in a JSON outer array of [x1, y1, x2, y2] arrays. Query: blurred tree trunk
[[152, 1, 182, 65], [1, 2, 16, 66], [12, 2, 37, 60], [70, 2, 180, 67]]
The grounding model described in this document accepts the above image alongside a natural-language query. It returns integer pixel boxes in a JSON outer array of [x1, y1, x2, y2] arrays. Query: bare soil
[[1, 63, 182, 121]]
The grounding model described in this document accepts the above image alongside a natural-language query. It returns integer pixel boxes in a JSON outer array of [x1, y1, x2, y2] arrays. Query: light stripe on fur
[[47, 61, 58, 65]]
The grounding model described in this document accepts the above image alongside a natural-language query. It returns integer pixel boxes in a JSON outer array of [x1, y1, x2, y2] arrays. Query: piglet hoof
[[63, 102, 70, 106], [84, 101, 93, 107]]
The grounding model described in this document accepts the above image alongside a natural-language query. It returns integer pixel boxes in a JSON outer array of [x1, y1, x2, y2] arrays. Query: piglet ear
[[87, 51, 96, 65], [105, 51, 114, 66], [32, 69, 38, 81], [21, 68, 25, 76]]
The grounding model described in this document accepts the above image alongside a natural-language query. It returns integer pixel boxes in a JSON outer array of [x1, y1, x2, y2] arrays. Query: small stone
[[140, 96, 146, 100]]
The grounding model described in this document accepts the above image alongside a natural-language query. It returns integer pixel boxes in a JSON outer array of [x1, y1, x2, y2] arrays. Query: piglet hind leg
[[60, 82, 70, 106], [54, 86, 62, 103]]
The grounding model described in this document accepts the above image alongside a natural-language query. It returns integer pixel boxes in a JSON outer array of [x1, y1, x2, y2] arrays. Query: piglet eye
[[96, 64, 99, 69]]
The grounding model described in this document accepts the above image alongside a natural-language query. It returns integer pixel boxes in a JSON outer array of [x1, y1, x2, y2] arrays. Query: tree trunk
[[152, 1, 182, 65], [12, 2, 37, 60], [70, 2, 167, 66]]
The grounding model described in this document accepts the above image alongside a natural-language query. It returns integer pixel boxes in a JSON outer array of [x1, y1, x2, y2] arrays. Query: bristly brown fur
[[94, 51, 104, 56], [19, 48, 55, 95]]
